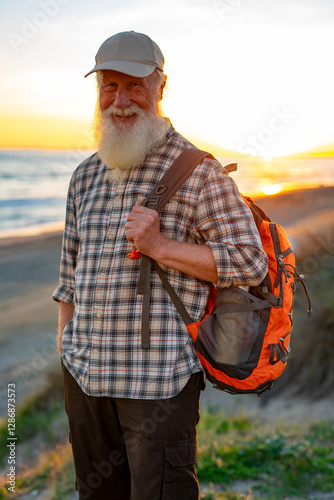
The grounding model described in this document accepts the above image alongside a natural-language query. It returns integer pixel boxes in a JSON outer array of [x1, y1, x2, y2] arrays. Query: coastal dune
[[0, 186, 333, 418]]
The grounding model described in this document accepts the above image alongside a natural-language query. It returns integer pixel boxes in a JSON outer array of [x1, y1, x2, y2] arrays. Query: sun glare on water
[[262, 184, 282, 196]]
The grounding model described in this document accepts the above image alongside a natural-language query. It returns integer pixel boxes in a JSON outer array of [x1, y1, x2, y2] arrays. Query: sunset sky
[[0, 0, 333, 158]]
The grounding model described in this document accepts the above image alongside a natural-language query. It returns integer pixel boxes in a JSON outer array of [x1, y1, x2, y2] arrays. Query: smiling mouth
[[115, 114, 136, 119], [112, 113, 137, 124]]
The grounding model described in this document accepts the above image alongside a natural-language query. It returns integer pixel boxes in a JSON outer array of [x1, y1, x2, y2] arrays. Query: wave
[[0, 197, 65, 208], [0, 196, 67, 235]]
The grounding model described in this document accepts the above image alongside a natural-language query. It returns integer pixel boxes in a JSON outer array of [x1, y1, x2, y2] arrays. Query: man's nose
[[114, 87, 131, 109]]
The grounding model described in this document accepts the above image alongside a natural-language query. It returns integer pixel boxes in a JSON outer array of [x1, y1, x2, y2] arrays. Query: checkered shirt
[[52, 124, 268, 399]]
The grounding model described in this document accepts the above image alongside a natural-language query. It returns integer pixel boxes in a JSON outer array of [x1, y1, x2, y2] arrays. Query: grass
[[0, 441, 75, 499], [0, 371, 75, 499], [0, 371, 65, 463], [197, 409, 334, 499]]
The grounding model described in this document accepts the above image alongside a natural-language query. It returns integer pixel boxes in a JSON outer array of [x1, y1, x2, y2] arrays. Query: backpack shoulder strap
[[138, 147, 212, 349], [141, 148, 213, 211], [224, 163, 238, 173]]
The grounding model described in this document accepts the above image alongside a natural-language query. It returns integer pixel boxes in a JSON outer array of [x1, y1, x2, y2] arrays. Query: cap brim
[[84, 60, 157, 78]]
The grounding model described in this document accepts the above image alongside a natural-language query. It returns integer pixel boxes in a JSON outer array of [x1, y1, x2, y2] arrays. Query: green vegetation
[[197, 409, 334, 499], [0, 372, 75, 499], [0, 443, 75, 499], [0, 372, 65, 462]]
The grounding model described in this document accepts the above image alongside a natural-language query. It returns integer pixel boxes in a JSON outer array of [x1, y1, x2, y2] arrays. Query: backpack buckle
[[275, 296, 283, 308], [146, 197, 159, 208]]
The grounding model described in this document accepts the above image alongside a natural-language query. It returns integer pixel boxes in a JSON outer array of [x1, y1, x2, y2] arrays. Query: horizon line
[[0, 144, 333, 160]]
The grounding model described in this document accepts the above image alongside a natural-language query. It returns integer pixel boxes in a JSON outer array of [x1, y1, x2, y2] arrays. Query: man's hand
[[57, 301, 75, 355], [125, 201, 218, 283], [125, 201, 166, 258]]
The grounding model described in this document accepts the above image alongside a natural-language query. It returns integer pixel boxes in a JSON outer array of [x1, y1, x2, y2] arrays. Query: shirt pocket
[[159, 199, 195, 242]]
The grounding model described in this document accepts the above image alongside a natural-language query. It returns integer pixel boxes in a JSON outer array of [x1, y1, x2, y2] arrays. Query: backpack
[[133, 148, 312, 396]]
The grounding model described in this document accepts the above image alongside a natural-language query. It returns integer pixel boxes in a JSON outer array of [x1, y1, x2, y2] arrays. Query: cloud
[[219, 0, 334, 26]]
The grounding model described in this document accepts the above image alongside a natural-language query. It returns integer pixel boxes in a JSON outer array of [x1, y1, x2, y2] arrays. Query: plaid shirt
[[53, 124, 268, 399]]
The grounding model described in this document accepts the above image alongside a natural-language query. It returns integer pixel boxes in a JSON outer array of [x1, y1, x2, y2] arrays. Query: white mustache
[[105, 105, 142, 118]]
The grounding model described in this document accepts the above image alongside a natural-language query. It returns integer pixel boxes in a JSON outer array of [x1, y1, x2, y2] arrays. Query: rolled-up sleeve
[[52, 176, 79, 304], [194, 165, 268, 288]]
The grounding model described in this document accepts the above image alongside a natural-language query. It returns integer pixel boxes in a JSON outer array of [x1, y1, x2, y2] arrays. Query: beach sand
[[0, 232, 62, 415], [0, 186, 333, 420]]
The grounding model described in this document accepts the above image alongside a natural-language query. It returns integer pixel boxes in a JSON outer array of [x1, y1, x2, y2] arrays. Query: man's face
[[94, 69, 168, 178], [98, 70, 161, 129]]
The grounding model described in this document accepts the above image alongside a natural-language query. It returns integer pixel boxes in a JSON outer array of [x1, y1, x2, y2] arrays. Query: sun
[[262, 184, 282, 196]]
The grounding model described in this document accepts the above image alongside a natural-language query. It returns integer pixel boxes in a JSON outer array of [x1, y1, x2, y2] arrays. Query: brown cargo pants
[[62, 363, 204, 500]]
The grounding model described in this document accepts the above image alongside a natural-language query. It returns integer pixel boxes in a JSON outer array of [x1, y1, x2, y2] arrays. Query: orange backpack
[[136, 149, 312, 396]]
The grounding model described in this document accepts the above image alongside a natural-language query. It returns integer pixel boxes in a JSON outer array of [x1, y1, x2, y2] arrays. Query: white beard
[[95, 105, 169, 183]]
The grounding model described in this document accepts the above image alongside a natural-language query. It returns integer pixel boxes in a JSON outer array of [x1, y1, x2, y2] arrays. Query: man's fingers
[[127, 208, 157, 225], [131, 202, 157, 215], [125, 228, 135, 243], [126, 214, 151, 225]]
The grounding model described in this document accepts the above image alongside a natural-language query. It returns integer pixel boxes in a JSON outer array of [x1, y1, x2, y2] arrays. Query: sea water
[[0, 148, 92, 237], [0, 148, 333, 237]]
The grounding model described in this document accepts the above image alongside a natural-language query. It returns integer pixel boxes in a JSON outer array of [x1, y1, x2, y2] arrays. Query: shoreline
[[1, 185, 333, 245], [0, 222, 64, 246]]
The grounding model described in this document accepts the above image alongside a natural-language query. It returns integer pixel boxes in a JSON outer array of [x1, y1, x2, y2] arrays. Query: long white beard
[[95, 105, 169, 183]]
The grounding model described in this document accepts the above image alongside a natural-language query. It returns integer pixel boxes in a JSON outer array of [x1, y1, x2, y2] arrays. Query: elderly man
[[53, 31, 268, 500]]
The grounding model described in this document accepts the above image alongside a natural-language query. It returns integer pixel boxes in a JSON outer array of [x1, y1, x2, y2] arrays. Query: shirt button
[[93, 349, 98, 355], [96, 312, 103, 319], [99, 272, 106, 278], [115, 195, 121, 201], [107, 233, 114, 240]]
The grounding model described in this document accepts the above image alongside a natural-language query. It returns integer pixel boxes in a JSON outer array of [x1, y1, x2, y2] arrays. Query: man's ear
[[159, 77, 167, 101]]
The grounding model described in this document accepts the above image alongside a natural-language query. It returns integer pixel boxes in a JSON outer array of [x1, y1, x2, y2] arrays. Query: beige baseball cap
[[84, 31, 164, 78]]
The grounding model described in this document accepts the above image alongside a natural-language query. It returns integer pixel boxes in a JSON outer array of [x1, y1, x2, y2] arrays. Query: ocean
[[0, 148, 333, 238], [0, 148, 92, 237]]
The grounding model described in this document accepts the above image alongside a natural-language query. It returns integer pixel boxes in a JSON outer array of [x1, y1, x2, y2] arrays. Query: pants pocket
[[162, 437, 199, 500]]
